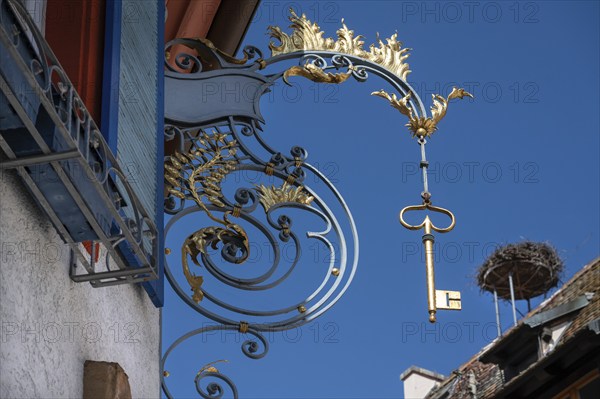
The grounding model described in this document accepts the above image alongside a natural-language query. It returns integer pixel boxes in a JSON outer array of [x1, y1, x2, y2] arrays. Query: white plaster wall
[[403, 373, 440, 399], [0, 171, 160, 398]]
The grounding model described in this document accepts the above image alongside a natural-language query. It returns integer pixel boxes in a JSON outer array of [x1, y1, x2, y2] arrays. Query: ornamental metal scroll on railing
[[161, 9, 472, 397]]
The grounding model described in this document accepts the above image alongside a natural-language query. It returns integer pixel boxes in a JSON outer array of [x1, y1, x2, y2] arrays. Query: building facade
[[1, 0, 258, 396], [1, 0, 163, 396]]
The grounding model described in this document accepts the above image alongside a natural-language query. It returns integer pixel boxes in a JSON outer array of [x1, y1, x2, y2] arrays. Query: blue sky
[[162, 1, 600, 398]]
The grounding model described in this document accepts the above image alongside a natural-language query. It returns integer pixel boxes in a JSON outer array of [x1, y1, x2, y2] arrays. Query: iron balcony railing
[[0, 0, 159, 286]]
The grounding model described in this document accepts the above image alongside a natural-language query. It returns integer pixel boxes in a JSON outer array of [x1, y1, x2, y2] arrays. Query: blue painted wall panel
[[117, 0, 158, 216], [116, 0, 163, 306], [101, 0, 121, 152]]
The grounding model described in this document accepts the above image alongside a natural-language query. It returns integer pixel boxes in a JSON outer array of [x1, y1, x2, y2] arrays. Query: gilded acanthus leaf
[[181, 225, 250, 303], [182, 241, 205, 303], [164, 132, 240, 219], [255, 182, 314, 212], [165, 132, 250, 302], [371, 87, 473, 137], [283, 62, 352, 85], [447, 87, 473, 101], [269, 9, 411, 80], [371, 90, 413, 119]]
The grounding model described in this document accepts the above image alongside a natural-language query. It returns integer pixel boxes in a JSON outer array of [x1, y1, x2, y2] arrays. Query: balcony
[[0, 0, 159, 287]]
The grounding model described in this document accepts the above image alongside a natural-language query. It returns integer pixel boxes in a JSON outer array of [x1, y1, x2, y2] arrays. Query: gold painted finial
[[429, 311, 436, 323]]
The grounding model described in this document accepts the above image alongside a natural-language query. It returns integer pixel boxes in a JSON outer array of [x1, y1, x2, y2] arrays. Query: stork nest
[[477, 241, 564, 300]]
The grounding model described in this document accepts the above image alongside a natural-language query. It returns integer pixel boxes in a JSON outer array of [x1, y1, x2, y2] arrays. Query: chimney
[[400, 366, 446, 398]]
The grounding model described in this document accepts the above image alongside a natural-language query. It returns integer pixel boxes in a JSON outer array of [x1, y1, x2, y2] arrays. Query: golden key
[[399, 203, 461, 323]]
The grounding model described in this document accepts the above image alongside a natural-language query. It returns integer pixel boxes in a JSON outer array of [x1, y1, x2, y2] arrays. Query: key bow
[[399, 203, 456, 234]]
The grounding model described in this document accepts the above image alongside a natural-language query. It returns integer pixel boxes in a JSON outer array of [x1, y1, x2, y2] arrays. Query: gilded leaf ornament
[[165, 133, 249, 303], [255, 182, 315, 212], [283, 62, 353, 85], [372, 87, 474, 137], [269, 9, 411, 80]]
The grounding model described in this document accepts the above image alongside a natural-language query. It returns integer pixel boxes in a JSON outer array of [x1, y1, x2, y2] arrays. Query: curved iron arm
[[264, 51, 428, 118]]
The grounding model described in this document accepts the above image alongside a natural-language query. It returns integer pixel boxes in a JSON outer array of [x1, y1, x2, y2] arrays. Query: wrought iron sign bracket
[[161, 8, 473, 397]]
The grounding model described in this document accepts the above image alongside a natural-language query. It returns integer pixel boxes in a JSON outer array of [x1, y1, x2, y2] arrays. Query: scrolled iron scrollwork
[[164, 38, 266, 74], [195, 373, 237, 399], [162, 118, 359, 397], [163, 118, 357, 324], [161, 325, 268, 399]]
